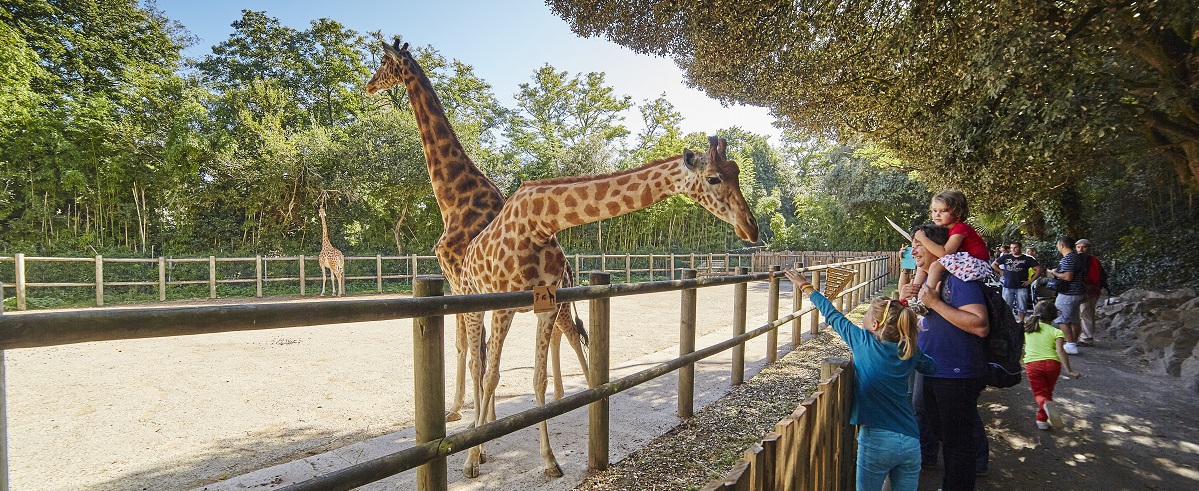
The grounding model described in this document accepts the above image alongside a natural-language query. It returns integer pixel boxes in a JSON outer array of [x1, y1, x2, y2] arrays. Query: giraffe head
[[682, 136, 759, 243], [365, 38, 411, 95]]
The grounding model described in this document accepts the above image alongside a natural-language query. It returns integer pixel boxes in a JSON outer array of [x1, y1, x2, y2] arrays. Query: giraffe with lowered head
[[365, 38, 591, 424], [317, 203, 345, 297], [459, 136, 759, 478]]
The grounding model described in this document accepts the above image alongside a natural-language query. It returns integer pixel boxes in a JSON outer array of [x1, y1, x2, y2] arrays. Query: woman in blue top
[[787, 269, 938, 491]]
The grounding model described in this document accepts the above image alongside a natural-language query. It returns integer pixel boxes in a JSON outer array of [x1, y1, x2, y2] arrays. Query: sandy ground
[[4, 282, 785, 491]]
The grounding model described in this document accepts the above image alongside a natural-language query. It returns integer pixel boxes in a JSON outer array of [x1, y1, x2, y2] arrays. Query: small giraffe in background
[[366, 38, 591, 424], [459, 136, 760, 478], [318, 204, 345, 297]]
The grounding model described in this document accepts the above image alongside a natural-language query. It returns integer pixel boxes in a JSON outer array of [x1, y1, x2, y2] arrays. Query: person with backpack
[[901, 224, 991, 490], [1047, 237, 1087, 354], [1075, 239, 1108, 346], [1023, 300, 1081, 429], [787, 269, 938, 490]]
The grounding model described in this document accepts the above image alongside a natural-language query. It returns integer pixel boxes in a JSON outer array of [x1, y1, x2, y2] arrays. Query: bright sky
[[155, 0, 782, 142]]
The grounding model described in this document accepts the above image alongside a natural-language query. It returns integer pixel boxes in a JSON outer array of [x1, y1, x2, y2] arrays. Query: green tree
[[547, 0, 1199, 232], [504, 64, 632, 183]]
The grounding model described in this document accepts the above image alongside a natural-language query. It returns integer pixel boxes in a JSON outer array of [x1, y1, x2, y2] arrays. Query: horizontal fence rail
[[0, 253, 894, 491], [0, 251, 891, 312]]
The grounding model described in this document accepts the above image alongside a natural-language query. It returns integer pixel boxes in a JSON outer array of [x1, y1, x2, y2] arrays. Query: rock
[[1135, 321, 1183, 366], [1156, 328, 1199, 377], [1181, 353, 1199, 394], [1110, 311, 1155, 341], [1121, 289, 1166, 302], [1179, 296, 1199, 311], [1166, 288, 1198, 300]]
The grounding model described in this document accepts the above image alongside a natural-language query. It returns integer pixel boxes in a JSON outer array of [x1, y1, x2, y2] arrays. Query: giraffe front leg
[[550, 326, 564, 400], [534, 311, 564, 478], [320, 267, 327, 296], [462, 310, 488, 477], [558, 304, 593, 389], [446, 313, 468, 422]]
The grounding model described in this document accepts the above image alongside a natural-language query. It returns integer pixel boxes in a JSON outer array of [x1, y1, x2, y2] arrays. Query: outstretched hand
[[783, 268, 809, 285], [784, 269, 814, 296]]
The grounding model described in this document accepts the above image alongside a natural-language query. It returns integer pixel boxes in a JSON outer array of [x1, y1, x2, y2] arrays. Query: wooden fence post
[[648, 253, 655, 280], [732, 267, 748, 386], [809, 264, 822, 335], [376, 254, 383, 293], [208, 256, 216, 299], [625, 254, 631, 283], [0, 359, 6, 491], [766, 265, 780, 363], [792, 265, 803, 348], [158, 257, 166, 301], [412, 276, 447, 491], [1, 280, 8, 490], [13, 254, 24, 311], [255, 255, 263, 298], [588, 271, 611, 471], [299, 255, 306, 296], [669, 253, 676, 280], [95, 255, 104, 307], [679, 269, 697, 418]]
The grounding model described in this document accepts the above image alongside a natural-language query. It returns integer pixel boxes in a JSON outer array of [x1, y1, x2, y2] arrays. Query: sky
[[155, 0, 782, 142]]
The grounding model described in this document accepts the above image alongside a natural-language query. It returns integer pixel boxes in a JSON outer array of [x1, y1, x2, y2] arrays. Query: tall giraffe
[[317, 204, 345, 297], [365, 38, 591, 423], [460, 136, 759, 478]]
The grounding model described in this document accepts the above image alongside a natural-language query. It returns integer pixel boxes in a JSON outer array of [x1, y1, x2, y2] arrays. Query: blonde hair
[[869, 297, 919, 360]]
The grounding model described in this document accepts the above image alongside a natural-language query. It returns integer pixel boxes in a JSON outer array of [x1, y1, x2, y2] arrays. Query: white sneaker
[[1064, 343, 1079, 355], [1036, 420, 1051, 430], [1044, 400, 1064, 429]]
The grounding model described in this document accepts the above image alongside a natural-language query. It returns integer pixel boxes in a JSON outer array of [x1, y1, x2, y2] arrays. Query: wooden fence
[[0, 251, 888, 311], [701, 358, 856, 491], [0, 254, 892, 491]]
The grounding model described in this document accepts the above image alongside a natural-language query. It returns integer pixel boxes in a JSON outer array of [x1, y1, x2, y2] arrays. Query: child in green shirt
[[1023, 301, 1082, 429]]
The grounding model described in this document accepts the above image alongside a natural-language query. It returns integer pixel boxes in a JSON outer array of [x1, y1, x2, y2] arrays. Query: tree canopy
[[547, 0, 1199, 234]]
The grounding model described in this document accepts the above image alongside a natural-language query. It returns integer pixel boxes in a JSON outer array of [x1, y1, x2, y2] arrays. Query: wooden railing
[[702, 358, 856, 491], [0, 251, 894, 311], [0, 254, 891, 490]]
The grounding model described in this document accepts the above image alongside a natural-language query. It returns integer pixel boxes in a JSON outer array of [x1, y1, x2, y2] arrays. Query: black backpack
[[979, 282, 1025, 388]]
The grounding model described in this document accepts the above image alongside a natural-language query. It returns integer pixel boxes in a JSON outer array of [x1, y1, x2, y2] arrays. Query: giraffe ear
[[683, 148, 696, 169]]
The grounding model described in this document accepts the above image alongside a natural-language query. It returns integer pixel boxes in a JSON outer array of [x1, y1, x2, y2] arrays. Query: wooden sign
[[532, 285, 558, 313]]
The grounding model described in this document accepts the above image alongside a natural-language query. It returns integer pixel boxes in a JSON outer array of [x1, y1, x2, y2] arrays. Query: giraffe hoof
[[463, 463, 480, 479], [445, 411, 461, 422], [544, 464, 563, 478]]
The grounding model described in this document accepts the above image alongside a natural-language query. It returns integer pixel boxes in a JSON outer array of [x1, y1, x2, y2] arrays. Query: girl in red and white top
[[910, 190, 993, 311]]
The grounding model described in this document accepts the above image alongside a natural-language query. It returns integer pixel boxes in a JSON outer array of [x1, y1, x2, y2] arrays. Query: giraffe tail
[[562, 263, 589, 347]]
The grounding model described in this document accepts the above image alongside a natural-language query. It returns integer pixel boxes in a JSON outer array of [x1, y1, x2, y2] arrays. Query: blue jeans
[[914, 374, 987, 490], [1002, 286, 1031, 313], [856, 426, 921, 491]]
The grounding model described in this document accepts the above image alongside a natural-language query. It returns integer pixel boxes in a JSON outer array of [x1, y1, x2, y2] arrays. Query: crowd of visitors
[[785, 189, 1110, 491]]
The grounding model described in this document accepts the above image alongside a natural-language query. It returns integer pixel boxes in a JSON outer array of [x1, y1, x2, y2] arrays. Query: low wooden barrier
[[0, 254, 892, 491], [702, 358, 856, 491]]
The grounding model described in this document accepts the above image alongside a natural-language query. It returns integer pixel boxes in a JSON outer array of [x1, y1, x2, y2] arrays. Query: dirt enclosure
[[5, 282, 783, 490]]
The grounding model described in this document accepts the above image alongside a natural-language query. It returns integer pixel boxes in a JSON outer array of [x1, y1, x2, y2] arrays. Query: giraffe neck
[[398, 52, 497, 218], [320, 214, 333, 249], [508, 155, 689, 238]]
